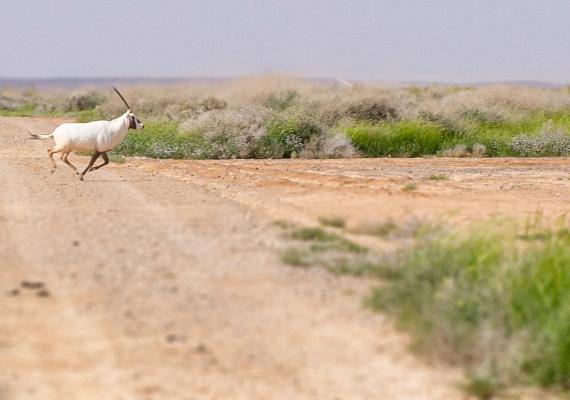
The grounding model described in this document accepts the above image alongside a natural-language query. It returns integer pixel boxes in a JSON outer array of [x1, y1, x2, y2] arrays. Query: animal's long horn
[[112, 87, 131, 110]]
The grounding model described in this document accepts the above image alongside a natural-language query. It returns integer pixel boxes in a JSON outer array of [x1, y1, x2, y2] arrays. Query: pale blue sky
[[1, 0, 569, 82]]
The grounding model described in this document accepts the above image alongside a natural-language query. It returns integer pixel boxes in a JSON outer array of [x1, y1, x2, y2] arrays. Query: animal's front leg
[[89, 152, 109, 172], [79, 151, 101, 181]]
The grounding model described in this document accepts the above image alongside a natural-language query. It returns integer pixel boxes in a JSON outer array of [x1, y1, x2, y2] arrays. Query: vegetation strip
[[3, 82, 570, 159], [278, 217, 570, 398]]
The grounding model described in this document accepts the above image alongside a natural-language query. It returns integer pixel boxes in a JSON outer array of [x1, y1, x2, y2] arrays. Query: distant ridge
[[378, 80, 568, 88], [0, 77, 567, 89], [0, 77, 230, 89]]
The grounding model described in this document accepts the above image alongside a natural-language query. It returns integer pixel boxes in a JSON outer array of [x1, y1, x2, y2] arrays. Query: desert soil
[[2, 117, 569, 400]]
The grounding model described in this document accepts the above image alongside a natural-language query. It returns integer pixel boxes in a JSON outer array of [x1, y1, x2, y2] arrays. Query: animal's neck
[[110, 113, 130, 135]]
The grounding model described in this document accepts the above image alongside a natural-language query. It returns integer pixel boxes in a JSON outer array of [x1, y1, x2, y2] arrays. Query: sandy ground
[[2, 117, 569, 400]]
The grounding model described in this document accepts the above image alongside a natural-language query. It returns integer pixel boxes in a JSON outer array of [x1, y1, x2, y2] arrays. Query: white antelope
[[30, 87, 144, 181]]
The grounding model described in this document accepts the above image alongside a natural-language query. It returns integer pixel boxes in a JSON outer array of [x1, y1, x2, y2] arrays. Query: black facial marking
[[129, 116, 137, 129]]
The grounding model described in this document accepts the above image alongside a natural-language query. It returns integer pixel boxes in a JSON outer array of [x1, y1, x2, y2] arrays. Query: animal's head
[[113, 87, 144, 130], [127, 110, 144, 130]]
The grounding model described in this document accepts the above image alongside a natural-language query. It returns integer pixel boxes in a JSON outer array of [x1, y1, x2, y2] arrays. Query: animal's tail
[[29, 132, 53, 140]]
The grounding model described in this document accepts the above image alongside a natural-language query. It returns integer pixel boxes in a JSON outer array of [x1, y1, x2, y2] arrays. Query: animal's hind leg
[[89, 152, 109, 172], [79, 151, 100, 181], [47, 148, 63, 173], [61, 152, 79, 175]]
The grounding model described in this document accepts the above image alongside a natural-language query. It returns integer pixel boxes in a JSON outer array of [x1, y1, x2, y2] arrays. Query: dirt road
[[2, 117, 568, 400]]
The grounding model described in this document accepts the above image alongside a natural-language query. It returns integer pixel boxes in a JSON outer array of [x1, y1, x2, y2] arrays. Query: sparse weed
[[463, 375, 501, 400], [290, 227, 365, 253], [290, 227, 337, 242], [441, 144, 470, 157], [427, 174, 448, 181], [318, 215, 346, 229], [352, 219, 398, 238], [273, 220, 295, 229], [281, 224, 373, 275], [108, 153, 127, 163], [280, 247, 311, 267], [351, 217, 437, 240], [403, 183, 417, 191]]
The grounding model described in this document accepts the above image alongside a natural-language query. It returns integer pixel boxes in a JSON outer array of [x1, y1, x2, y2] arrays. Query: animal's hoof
[[79, 175, 84, 181], [74, 171, 79, 175], [50, 169, 56, 174]]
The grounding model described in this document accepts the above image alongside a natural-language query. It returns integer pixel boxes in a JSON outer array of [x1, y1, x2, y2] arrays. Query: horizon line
[[0, 75, 568, 87]]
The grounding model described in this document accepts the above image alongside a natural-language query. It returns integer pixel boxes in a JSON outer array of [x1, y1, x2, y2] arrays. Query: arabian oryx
[[30, 87, 144, 181]]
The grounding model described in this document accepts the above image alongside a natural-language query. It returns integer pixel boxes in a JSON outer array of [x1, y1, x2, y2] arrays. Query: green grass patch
[[366, 222, 570, 392], [347, 121, 446, 157], [111, 120, 215, 160], [345, 112, 570, 158]]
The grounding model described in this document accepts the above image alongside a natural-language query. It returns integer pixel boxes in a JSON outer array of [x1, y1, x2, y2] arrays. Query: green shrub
[[264, 112, 324, 158]]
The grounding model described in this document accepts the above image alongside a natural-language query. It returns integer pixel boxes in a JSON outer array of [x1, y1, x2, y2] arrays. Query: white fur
[[39, 110, 143, 152], [32, 110, 143, 180]]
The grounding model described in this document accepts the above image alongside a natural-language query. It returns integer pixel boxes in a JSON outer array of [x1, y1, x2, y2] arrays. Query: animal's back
[[53, 121, 110, 151]]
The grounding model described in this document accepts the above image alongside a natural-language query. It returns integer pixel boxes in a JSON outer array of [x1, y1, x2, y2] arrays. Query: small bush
[[180, 107, 270, 159], [511, 121, 570, 157], [199, 96, 227, 112], [345, 98, 398, 122], [265, 90, 298, 111], [264, 111, 324, 158], [64, 91, 104, 112], [323, 97, 398, 124], [471, 143, 487, 157]]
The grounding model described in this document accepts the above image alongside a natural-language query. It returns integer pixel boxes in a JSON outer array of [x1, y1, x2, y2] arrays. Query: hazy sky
[[1, 0, 569, 82]]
